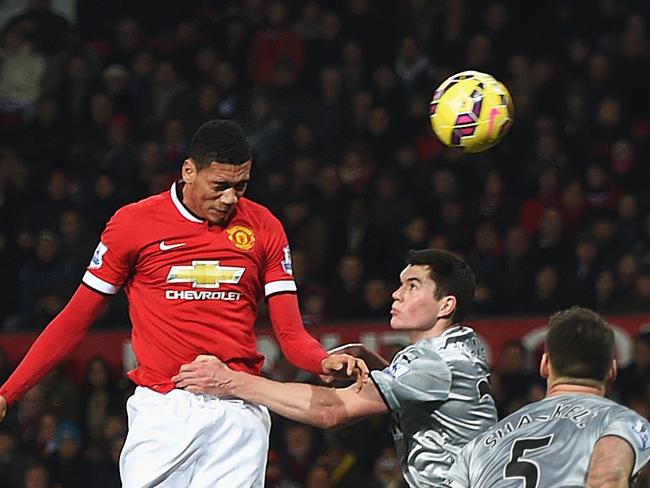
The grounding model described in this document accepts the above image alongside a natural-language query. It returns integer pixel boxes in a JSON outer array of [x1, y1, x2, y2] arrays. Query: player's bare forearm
[[174, 356, 345, 427], [586, 436, 634, 488], [232, 373, 350, 428], [173, 355, 387, 428], [586, 470, 629, 488]]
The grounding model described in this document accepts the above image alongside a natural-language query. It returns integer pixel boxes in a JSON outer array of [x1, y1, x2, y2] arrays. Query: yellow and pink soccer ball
[[429, 70, 514, 153]]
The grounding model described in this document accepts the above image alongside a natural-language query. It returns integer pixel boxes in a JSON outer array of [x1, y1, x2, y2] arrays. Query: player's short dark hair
[[189, 119, 252, 169], [405, 249, 475, 322], [545, 306, 614, 381]]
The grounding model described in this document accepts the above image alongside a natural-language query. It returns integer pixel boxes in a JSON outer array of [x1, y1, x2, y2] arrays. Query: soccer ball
[[429, 70, 514, 153]]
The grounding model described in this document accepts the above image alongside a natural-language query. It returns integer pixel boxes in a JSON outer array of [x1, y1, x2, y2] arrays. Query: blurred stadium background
[[0, 0, 649, 486]]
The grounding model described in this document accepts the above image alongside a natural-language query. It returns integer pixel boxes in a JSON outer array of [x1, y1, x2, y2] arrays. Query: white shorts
[[120, 387, 271, 487]]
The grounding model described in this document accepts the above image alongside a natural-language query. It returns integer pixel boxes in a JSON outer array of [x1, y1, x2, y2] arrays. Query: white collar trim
[[170, 181, 203, 223]]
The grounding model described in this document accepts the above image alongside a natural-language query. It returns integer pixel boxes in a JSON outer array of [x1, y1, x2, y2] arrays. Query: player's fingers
[[171, 372, 186, 383], [345, 356, 367, 377], [172, 372, 199, 384], [195, 354, 217, 362], [353, 374, 365, 393], [178, 363, 198, 373], [347, 359, 356, 377], [357, 359, 370, 377], [319, 374, 334, 384], [332, 361, 344, 371]]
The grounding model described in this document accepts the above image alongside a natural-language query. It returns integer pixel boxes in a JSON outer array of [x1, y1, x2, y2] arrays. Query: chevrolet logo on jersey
[[166, 261, 245, 288]]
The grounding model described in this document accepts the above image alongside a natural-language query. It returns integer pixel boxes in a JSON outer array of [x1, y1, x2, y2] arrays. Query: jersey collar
[[170, 181, 203, 223]]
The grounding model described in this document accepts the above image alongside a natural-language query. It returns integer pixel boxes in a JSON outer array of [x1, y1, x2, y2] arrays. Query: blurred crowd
[[0, 0, 649, 485], [0, 0, 649, 329]]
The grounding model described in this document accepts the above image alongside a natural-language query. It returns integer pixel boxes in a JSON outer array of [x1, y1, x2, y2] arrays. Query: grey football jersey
[[443, 394, 650, 488], [371, 325, 497, 487]]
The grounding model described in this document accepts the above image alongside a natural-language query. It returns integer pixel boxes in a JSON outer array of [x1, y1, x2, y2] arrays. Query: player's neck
[[546, 378, 606, 398], [410, 319, 455, 342], [178, 181, 204, 221]]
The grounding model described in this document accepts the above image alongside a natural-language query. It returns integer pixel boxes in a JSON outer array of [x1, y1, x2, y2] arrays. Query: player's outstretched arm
[[586, 435, 634, 488], [173, 355, 387, 428], [0, 285, 109, 410]]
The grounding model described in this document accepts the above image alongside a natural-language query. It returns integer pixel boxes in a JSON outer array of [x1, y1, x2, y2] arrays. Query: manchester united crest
[[226, 225, 256, 251]]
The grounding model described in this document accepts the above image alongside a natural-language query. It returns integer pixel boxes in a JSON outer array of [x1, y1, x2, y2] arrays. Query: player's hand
[[327, 343, 390, 371], [320, 353, 369, 392], [0, 395, 7, 422], [172, 355, 236, 397]]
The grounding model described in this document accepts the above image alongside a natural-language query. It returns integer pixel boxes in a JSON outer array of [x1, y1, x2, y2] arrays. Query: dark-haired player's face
[[182, 159, 251, 225], [390, 265, 451, 336]]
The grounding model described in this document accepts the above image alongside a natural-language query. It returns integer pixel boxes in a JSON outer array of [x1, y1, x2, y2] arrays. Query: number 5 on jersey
[[504, 435, 554, 488]]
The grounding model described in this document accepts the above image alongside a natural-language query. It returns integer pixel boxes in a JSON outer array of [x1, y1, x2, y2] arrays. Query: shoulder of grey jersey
[[448, 394, 650, 486], [371, 337, 453, 411], [371, 326, 490, 411], [430, 325, 490, 376]]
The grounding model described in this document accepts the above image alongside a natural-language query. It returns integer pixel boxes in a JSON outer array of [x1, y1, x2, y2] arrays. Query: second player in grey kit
[[172, 249, 498, 487], [442, 306, 650, 488]]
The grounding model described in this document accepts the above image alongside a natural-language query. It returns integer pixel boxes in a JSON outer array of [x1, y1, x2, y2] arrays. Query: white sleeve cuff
[[264, 280, 297, 296], [82, 271, 120, 295]]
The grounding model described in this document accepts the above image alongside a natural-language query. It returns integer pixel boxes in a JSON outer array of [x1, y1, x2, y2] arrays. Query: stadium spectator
[[249, 0, 303, 86], [15, 231, 75, 326], [327, 254, 367, 320], [265, 449, 300, 488], [46, 420, 91, 488], [79, 356, 122, 445], [22, 463, 50, 488], [616, 331, 650, 406], [593, 269, 620, 314], [0, 25, 45, 116], [277, 422, 324, 486], [368, 446, 404, 488], [0, 427, 31, 487], [491, 340, 540, 417]]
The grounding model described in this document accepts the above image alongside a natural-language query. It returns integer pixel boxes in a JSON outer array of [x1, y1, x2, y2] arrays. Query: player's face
[[182, 159, 251, 225], [390, 265, 455, 334]]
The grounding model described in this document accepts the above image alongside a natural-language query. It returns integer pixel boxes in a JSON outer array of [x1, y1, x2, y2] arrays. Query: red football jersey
[[83, 183, 297, 392]]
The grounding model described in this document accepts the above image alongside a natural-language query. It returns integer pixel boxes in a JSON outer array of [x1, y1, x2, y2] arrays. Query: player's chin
[[206, 208, 230, 225], [389, 315, 403, 329]]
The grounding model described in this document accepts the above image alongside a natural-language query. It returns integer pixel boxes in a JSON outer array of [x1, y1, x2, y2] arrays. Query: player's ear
[[439, 295, 456, 319], [606, 359, 618, 383], [182, 159, 198, 184], [539, 353, 550, 379]]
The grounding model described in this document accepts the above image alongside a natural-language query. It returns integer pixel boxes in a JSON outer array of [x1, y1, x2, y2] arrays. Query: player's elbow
[[313, 405, 348, 429]]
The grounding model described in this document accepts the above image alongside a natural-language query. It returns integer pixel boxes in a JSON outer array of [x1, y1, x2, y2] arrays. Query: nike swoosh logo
[[159, 241, 186, 251], [488, 107, 501, 135]]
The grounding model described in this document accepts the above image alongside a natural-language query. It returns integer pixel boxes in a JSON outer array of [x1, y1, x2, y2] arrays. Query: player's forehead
[[399, 264, 432, 284], [202, 160, 252, 181]]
